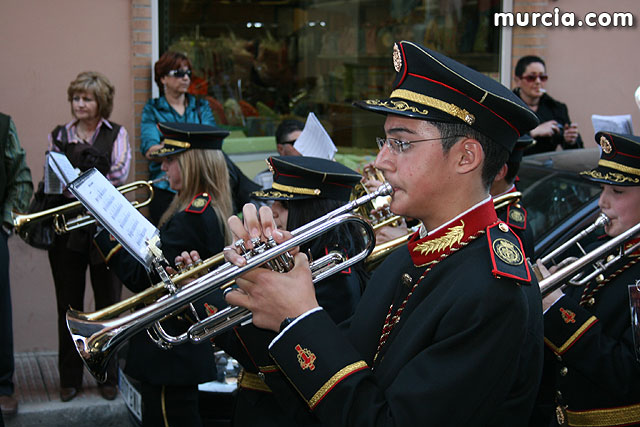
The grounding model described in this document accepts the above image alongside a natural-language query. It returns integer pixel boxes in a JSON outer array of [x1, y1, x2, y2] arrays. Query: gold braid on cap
[[579, 170, 640, 184], [272, 182, 321, 196], [598, 159, 640, 177], [391, 89, 475, 125], [162, 138, 191, 148]]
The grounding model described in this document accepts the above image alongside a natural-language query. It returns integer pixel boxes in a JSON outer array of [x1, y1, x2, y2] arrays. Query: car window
[[518, 167, 601, 243]]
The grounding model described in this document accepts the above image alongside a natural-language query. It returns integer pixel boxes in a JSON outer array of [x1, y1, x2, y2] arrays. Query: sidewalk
[[2, 352, 134, 427]]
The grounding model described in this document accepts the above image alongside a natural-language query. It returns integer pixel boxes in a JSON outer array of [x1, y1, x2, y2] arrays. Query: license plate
[[118, 368, 142, 423]]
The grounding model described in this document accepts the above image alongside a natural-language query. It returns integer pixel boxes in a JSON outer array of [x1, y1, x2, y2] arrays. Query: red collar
[[407, 199, 497, 266]]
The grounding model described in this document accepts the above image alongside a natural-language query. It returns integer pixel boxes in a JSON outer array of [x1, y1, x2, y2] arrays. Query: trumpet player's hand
[[225, 252, 319, 332], [167, 250, 204, 283], [225, 203, 294, 266]]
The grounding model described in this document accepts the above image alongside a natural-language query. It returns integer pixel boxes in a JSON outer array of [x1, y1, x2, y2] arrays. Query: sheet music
[[591, 114, 634, 135], [68, 168, 160, 268], [293, 112, 338, 160], [44, 152, 80, 194]]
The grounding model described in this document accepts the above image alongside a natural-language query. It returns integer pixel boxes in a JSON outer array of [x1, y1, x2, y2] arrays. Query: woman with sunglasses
[[141, 51, 216, 225], [142, 51, 260, 225], [513, 55, 582, 155]]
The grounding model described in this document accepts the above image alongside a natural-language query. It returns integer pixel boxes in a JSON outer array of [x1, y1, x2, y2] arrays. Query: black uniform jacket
[[534, 238, 640, 426], [496, 189, 534, 259], [217, 239, 366, 427], [513, 89, 583, 155], [95, 193, 226, 385], [255, 199, 544, 426]]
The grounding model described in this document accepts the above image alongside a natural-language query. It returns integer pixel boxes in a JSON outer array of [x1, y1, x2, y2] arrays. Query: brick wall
[[132, 0, 153, 213], [511, 0, 549, 87], [132, 0, 153, 184]]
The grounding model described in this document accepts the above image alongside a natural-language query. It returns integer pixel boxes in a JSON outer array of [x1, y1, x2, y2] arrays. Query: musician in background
[[94, 123, 232, 426], [491, 134, 535, 257], [531, 132, 640, 426], [178, 155, 367, 426], [47, 71, 131, 402], [253, 119, 304, 189], [223, 41, 543, 425]]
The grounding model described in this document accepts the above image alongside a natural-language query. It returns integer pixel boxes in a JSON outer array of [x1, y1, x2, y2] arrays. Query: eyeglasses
[[376, 135, 465, 154], [166, 69, 192, 78], [521, 74, 548, 83], [279, 139, 297, 145]]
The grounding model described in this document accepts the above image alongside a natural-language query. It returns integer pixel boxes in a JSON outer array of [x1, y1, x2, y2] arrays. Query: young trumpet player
[[178, 155, 367, 427], [222, 41, 543, 425], [531, 132, 640, 426], [94, 122, 233, 427]]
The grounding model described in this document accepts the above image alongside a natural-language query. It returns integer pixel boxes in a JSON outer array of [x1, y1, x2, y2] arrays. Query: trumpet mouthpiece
[[595, 213, 610, 228], [375, 182, 393, 197]]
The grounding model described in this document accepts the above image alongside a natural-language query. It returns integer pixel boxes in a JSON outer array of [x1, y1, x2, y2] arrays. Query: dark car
[[517, 148, 602, 260]]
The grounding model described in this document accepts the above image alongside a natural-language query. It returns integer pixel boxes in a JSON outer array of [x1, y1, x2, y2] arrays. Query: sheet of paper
[[591, 114, 634, 135], [44, 153, 64, 195], [47, 151, 80, 185], [68, 168, 160, 268], [293, 112, 338, 160]]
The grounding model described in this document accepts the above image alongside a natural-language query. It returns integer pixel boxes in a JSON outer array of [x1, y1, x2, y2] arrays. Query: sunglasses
[[521, 74, 548, 83], [166, 69, 192, 78]]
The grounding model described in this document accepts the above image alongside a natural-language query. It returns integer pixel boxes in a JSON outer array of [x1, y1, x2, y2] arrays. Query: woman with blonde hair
[[94, 122, 232, 426], [46, 70, 131, 402]]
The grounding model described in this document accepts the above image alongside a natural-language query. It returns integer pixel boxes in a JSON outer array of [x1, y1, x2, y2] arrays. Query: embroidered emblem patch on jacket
[[185, 193, 211, 214], [492, 238, 523, 266], [560, 308, 576, 323], [486, 222, 531, 282], [295, 344, 316, 371]]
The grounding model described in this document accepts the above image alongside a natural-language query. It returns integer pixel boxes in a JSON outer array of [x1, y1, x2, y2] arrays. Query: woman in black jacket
[[513, 55, 582, 155]]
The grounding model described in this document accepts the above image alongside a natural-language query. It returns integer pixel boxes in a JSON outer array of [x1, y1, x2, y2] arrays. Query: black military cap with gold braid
[[580, 132, 640, 186], [354, 41, 539, 152], [252, 156, 361, 201], [151, 122, 229, 157]]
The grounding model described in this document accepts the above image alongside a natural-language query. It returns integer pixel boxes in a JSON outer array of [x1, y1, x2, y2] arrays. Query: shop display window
[[159, 0, 502, 149]]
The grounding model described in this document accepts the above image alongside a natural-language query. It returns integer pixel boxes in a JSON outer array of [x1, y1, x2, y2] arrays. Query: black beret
[[580, 132, 640, 186], [150, 122, 229, 157], [252, 156, 362, 201], [354, 41, 540, 152]]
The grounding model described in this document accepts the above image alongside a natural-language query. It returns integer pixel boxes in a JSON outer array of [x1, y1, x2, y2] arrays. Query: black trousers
[[0, 231, 14, 397], [141, 383, 202, 427], [48, 233, 122, 388]]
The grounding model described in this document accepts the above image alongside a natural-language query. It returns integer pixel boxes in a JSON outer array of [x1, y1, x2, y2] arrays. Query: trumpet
[[537, 213, 640, 297], [13, 178, 160, 239], [352, 165, 402, 230], [66, 183, 392, 382], [493, 191, 522, 211]]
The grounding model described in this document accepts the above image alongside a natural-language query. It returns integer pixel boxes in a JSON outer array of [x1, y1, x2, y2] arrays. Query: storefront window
[[159, 0, 502, 149]]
